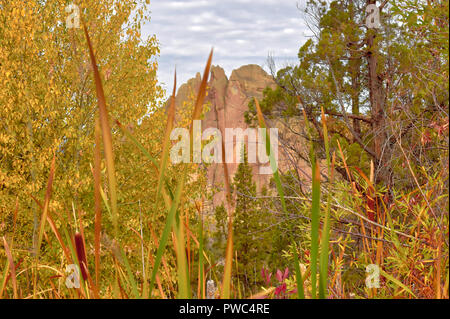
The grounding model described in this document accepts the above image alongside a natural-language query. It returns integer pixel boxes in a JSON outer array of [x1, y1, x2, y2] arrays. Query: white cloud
[[142, 0, 309, 94], [163, 0, 211, 9], [283, 28, 296, 34], [189, 25, 207, 32]]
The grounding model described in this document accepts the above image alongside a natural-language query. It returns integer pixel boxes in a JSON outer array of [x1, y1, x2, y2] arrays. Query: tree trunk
[[349, 2, 361, 143], [366, 0, 390, 185]]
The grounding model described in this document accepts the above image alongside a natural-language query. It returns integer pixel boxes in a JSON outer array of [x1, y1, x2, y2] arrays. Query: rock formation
[[174, 64, 309, 208]]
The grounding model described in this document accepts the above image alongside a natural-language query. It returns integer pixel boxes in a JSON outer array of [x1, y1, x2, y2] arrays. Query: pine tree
[[232, 148, 266, 292], [212, 203, 227, 253]]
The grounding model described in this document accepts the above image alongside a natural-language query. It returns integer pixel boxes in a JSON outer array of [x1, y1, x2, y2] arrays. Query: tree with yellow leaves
[[0, 0, 162, 252]]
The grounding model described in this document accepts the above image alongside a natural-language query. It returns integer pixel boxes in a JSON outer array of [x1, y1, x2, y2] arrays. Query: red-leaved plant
[[261, 267, 296, 299]]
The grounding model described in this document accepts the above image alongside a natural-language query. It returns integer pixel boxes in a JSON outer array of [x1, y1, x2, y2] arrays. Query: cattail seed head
[[74, 232, 88, 281]]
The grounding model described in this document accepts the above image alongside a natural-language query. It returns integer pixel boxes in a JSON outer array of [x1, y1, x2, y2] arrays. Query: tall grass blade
[[149, 170, 185, 297], [174, 207, 190, 298], [198, 204, 205, 299], [148, 224, 177, 295], [310, 159, 321, 299], [293, 249, 305, 299], [221, 208, 234, 298], [220, 115, 234, 298], [252, 98, 294, 299], [2, 237, 18, 298], [83, 24, 119, 237], [33, 153, 56, 298], [379, 268, 417, 298], [149, 50, 213, 298], [29, 195, 72, 263], [319, 107, 333, 299], [254, 98, 288, 214], [35, 154, 56, 257], [93, 117, 102, 286], [155, 71, 177, 204], [117, 244, 141, 298], [0, 259, 9, 298], [191, 49, 213, 124]]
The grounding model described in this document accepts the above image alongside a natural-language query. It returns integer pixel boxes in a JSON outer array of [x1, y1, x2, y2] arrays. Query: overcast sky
[[142, 0, 310, 95]]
